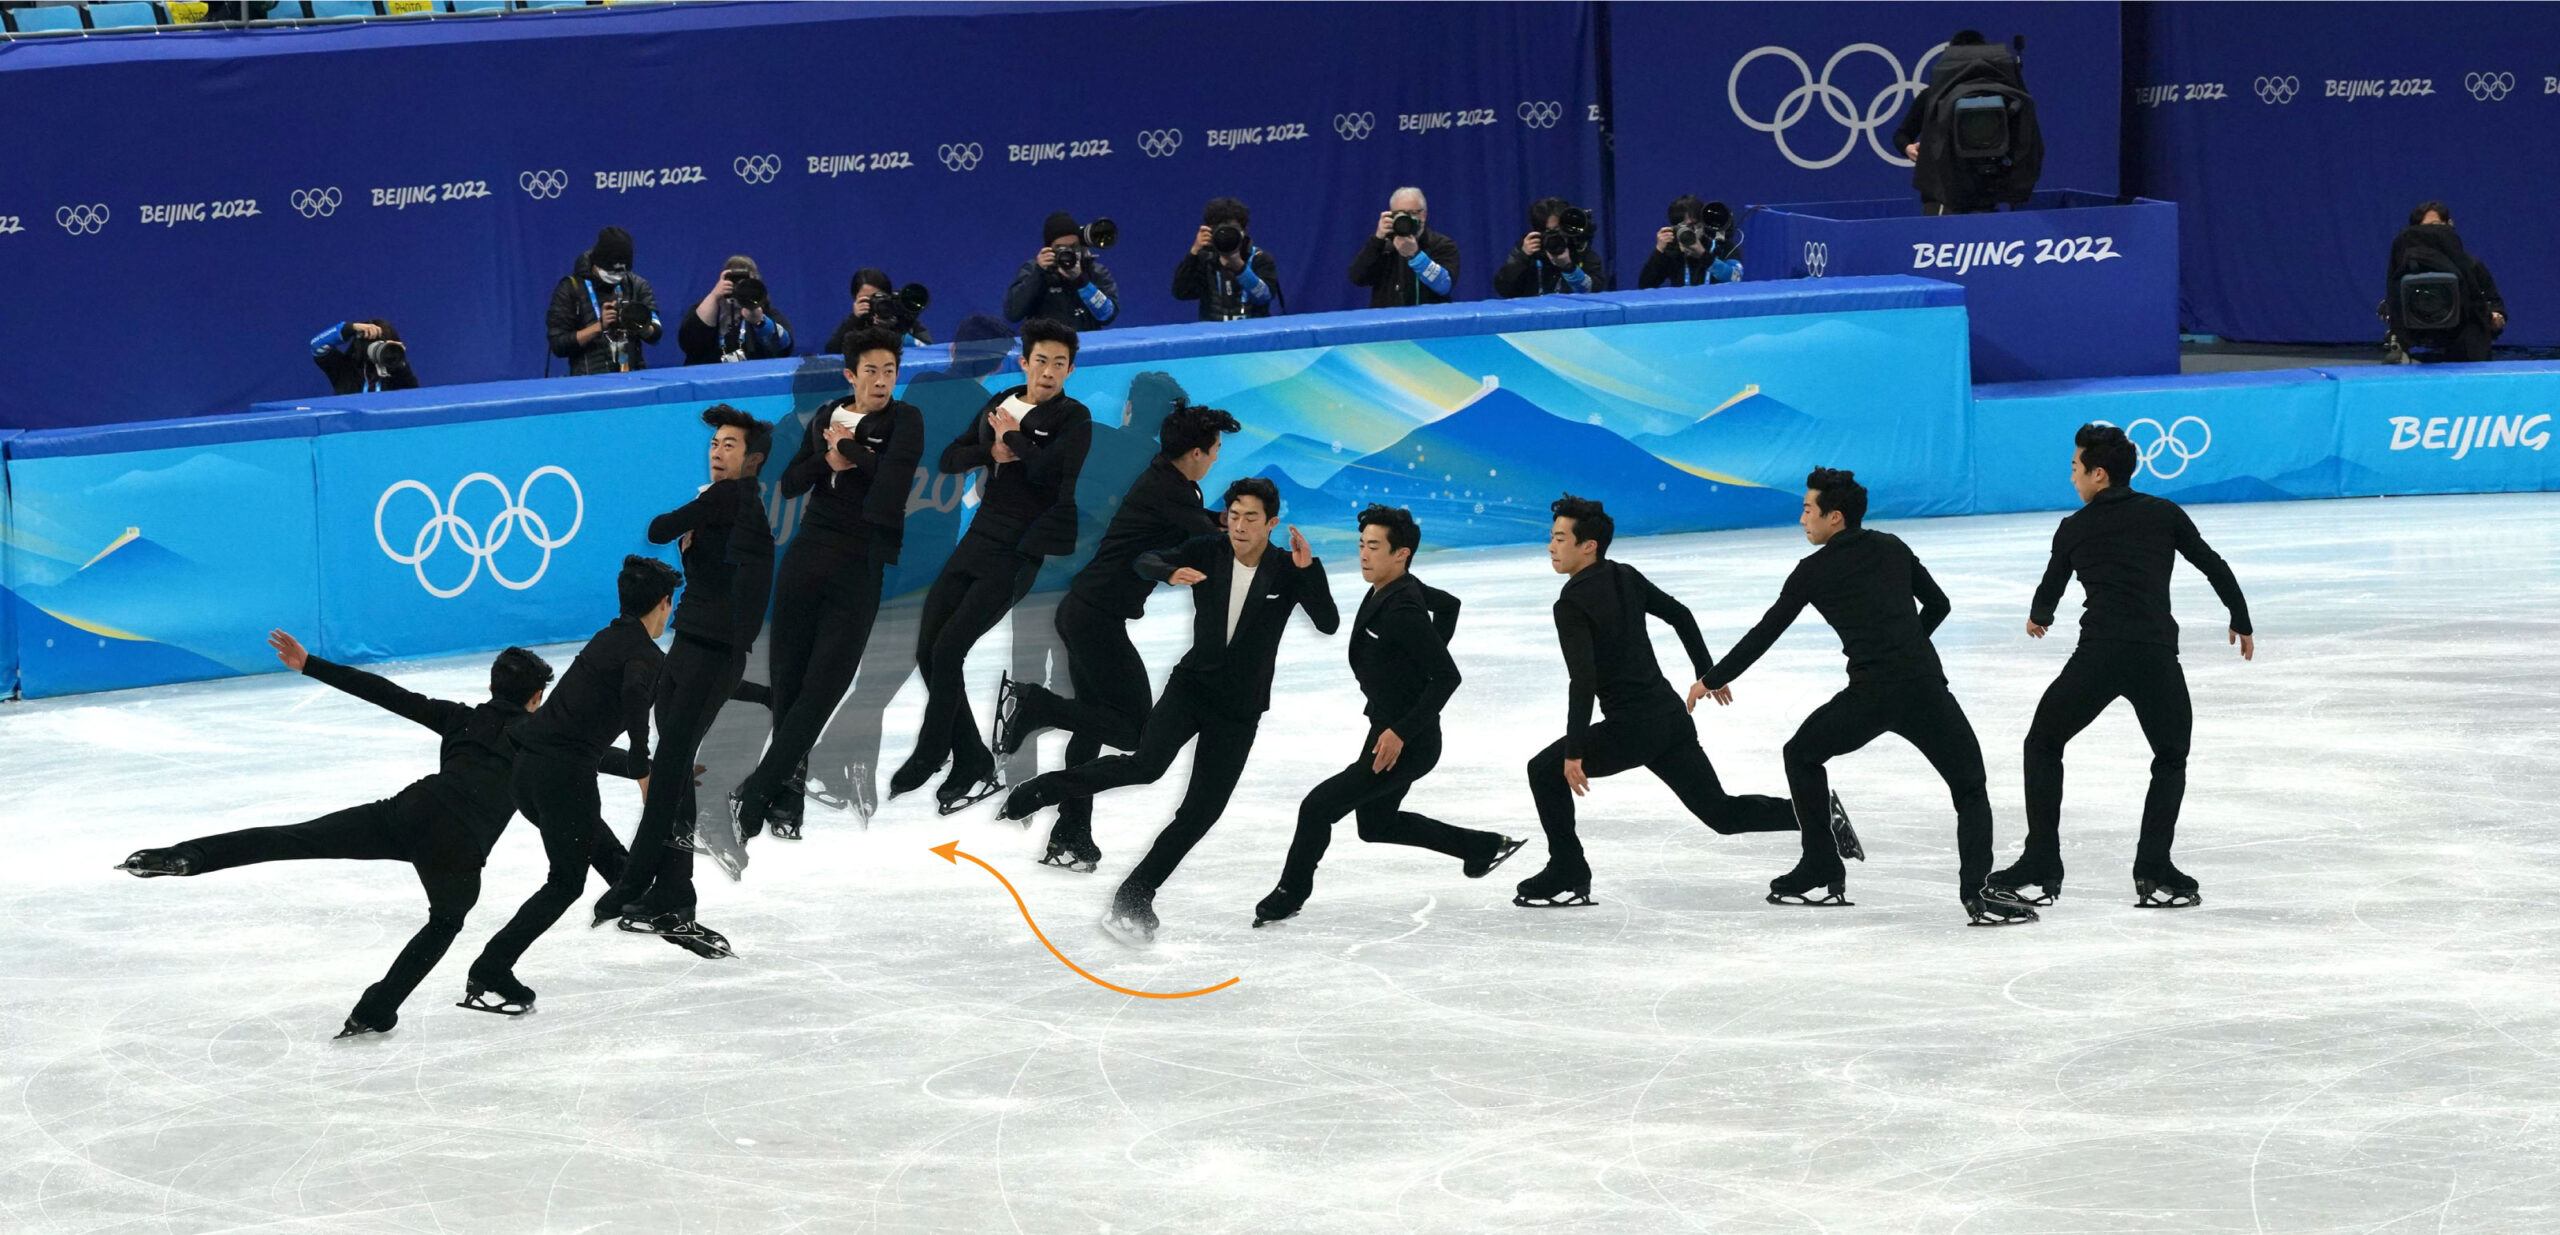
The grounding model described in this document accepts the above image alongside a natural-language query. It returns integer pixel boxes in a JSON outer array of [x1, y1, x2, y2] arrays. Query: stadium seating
[[84, 2, 160, 29], [306, 1, 378, 18], [4, 6, 86, 32]]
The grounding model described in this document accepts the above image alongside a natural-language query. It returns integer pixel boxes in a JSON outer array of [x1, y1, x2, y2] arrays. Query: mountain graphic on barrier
[[1632, 386, 1826, 489], [1230, 431, 1355, 489], [7, 534, 245, 688], [1309, 387, 1797, 547]]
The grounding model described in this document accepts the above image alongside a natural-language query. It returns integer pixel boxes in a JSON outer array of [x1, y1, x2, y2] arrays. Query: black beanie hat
[[1042, 212, 1080, 246], [592, 226, 634, 269]]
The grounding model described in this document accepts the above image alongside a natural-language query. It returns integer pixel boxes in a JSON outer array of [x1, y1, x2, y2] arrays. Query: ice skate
[[998, 776, 1056, 823], [1464, 835, 1526, 879], [1826, 791, 1865, 862], [887, 754, 942, 801], [935, 766, 1005, 816], [1252, 884, 1306, 927], [1965, 896, 2040, 926], [727, 784, 769, 843], [116, 848, 193, 878], [1513, 860, 1595, 908], [1101, 883, 1159, 947], [990, 672, 1039, 758], [1985, 855, 2065, 906], [457, 974, 535, 1016], [1765, 856, 1852, 906], [661, 918, 735, 959], [333, 1012, 393, 1040], [2133, 861, 2201, 908], [1039, 824, 1101, 873]]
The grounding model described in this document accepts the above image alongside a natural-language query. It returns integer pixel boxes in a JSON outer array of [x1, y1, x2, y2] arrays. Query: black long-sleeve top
[[939, 386, 1094, 558], [1069, 454, 1219, 619], [1552, 560, 1716, 759], [511, 617, 663, 770], [1137, 533, 1340, 718], [545, 255, 663, 376], [1170, 248, 1282, 321], [676, 302, 796, 366], [1348, 230, 1462, 308], [778, 398, 925, 564], [301, 655, 641, 858], [1707, 528, 1949, 690], [1351, 573, 1463, 736], [649, 478, 775, 651], [2029, 485, 2253, 648], [1001, 258, 1120, 331], [1492, 246, 1604, 299]]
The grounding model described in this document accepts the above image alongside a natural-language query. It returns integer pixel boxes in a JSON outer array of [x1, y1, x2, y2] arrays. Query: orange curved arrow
[[931, 841, 1239, 999]]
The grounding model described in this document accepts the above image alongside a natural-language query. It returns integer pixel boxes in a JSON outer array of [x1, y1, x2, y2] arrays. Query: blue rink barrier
[[1, 279, 1972, 698]]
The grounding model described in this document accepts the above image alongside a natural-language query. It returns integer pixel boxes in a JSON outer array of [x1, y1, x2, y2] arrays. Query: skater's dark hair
[[489, 646, 553, 706], [2074, 423, 2138, 490], [1021, 315, 1080, 362], [701, 403, 773, 463], [1551, 493, 1613, 554], [1223, 476, 1280, 520], [618, 554, 681, 617], [1358, 503, 1421, 559], [1159, 404, 1241, 459], [839, 326, 903, 365], [1806, 467, 1867, 528]]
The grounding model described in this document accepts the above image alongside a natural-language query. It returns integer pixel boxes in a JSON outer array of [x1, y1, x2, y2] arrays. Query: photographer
[[546, 226, 663, 375], [824, 268, 930, 354], [2383, 201, 2507, 364], [678, 255, 796, 366], [1171, 197, 1281, 321], [309, 318, 419, 394], [1003, 212, 1120, 331], [1349, 187, 1460, 308], [1639, 196, 1744, 289], [1493, 196, 1603, 299]]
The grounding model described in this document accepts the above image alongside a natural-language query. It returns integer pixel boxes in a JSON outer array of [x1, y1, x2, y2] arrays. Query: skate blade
[[1038, 851, 1100, 874], [1513, 891, 1597, 908], [1251, 913, 1297, 929], [456, 993, 531, 1017], [1828, 792, 1865, 862], [990, 672, 1025, 757], [1981, 884, 2056, 909], [1968, 907, 2040, 927], [2133, 891, 2201, 908], [667, 833, 713, 856], [1099, 916, 1157, 948], [332, 1022, 389, 1040], [616, 916, 676, 936], [1467, 837, 1528, 879], [936, 779, 1005, 816], [662, 932, 735, 959], [769, 821, 802, 841], [1765, 890, 1854, 907]]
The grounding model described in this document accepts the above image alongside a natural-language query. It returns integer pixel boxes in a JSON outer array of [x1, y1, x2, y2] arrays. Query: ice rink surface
[[4, 492, 2557, 1234]]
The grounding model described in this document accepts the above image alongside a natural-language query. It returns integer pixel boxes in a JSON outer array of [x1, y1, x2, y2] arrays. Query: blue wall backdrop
[[0, 0, 1600, 429], [2126, 1, 2558, 346]]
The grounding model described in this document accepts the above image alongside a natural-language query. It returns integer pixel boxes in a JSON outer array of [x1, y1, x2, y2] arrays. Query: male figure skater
[[601, 406, 774, 919], [728, 329, 925, 841], [1512, 495, 1808, 909], [1701, 469, 2035, 925], [1253, 504, 1521, 926], [466, 555, 685, 1014], [998, 477, 1337, 944], [1990, 423, 2255, 909], [116, 633, 637, 1038], [892, 316, 1093, 812], [992, 402, 1239, 871]]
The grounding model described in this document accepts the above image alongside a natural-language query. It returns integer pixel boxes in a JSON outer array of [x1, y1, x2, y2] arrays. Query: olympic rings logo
[[55, 204, 110, 235], [2099, 416, 2212, 481], [938, 142, 984, 171], [2465, 71, 2514, 101], [1333, 111, 1376, 140], [1727, 43, 1944, 169], [1517, 100, 1563, 128], [1803, 241, 1829, 278], [374, 468, 584, 598], [2253, 75, 2300, 105], [518, 169, 568, 199], [1136, 129, 1184, 158], [291, 187, 343, 218], [733, 154, 781, 184]]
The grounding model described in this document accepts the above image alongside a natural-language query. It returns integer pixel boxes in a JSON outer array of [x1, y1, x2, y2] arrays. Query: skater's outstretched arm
[[273, 630, 466, 734], [2026, 524, 2074, 635], [1633, 570, 1717, 684], [1703, 571, 1808, 690], [1136, 532, 1221, 584], [1909, 554, 1951, 636], [645, 485, 713, 546], [2173, 507, 2254, 639]]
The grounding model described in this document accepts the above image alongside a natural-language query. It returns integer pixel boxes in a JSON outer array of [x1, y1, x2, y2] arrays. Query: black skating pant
[[1012, 592, 1152, 847], [602, 634, 745, 920], [1031, 673, 1256, 893], [741, 538, 885, 811], [178, 790, 480, 1028], [1782, 679, 1996, 899], [473, 749, 632, 982], [907, 535, 1041, 782], [2022, 642, 2193, 872], [1527, 709, 1797, 870], [1276, 723, 1501, 893]]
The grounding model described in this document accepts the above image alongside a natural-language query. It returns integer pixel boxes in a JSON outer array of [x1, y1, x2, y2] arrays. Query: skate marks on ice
[[1, 494, 2558, 1230]]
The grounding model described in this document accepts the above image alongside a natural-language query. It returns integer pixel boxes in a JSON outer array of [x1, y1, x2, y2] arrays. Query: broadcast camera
[[1908, 32, 2042, 212]]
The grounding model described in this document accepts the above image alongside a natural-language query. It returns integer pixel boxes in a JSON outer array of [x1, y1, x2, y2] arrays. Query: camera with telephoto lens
[[1673, 200, 1733, 251], [726, 274, 768, 312], [1541, 205, 1594, 264], [1210, 223, 1248, 256], [366, 338, 406, 371], [606, 285, 635, 340], [1389, 210, 1422, 239], [1081, 218, 1118, 250], [865, 282, 933, 338]]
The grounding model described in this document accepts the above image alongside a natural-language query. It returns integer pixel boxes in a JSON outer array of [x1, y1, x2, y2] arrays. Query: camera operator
[[824, 269, 932, 354], [1493, 196, 1602, 299], [678, 255, 795, 366], [2382, 201, 2507, 364], [1349, 187, 1460, 308], [1892, 30, 2038, 215], [1004, 212, 1120, 331], [309, 318, 419, 394], [546, 226, 663, 375], [1171, 197, 1281, 321], [1640, 196, 1744, 289]]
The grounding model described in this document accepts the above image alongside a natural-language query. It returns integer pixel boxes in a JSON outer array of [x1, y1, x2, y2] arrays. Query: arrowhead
[[930, 840, 961, 864]]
